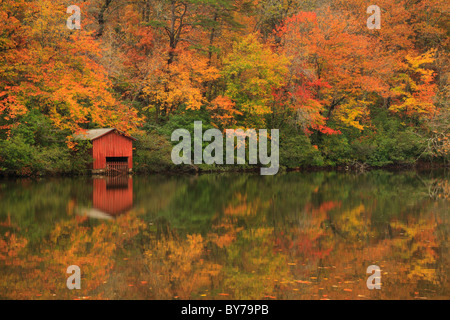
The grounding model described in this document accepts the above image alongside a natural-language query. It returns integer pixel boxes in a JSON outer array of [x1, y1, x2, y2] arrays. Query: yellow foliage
[[143, 49, 219, 114]]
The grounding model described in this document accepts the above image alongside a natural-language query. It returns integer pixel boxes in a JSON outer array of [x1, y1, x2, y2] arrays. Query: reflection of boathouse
[[73, 128, 136, 175], [78, 176, 133, 220], [93, 177, 133, 216]]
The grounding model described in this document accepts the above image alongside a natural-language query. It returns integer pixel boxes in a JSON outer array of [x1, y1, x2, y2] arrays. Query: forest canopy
[[0, 0, 449, 175]]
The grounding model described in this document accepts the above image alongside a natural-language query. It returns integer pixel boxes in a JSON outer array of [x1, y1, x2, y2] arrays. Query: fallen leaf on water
[[296, 280, 312, 284], [343, 289, 352, 292], [218, 293, 229, 296], [140, 281, 148, 284]]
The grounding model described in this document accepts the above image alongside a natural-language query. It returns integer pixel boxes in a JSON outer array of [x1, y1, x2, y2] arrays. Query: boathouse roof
[[73, 128, 137, 141]]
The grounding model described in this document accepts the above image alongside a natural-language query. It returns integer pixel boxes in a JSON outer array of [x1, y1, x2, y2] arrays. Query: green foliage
[[279, 132, 324, 168], [0, 111, 91, 176], [319, 133, 352, 166], [133, 131, 176, 173], [349, 112, 427, 166], [310, 109, 429, 167], [157, 108, 215, 138]]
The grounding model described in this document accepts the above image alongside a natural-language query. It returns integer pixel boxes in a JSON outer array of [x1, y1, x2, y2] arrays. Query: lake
[[0, 170, 448, 300]]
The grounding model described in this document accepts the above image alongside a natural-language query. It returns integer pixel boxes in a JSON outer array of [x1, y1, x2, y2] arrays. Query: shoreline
[[0, 160, 447, 179]]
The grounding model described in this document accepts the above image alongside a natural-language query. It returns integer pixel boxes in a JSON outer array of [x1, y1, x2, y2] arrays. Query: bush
[[0, 134, 78, 176], [349, 114, 427, 166], [0, 111, 92, 176], [319, 133, 352, 166], [279, 133, 324, 168], [133, 132, 176, 173]]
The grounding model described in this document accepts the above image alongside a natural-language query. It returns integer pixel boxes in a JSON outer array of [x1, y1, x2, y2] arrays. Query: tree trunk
[[97, 0, 112, 38]]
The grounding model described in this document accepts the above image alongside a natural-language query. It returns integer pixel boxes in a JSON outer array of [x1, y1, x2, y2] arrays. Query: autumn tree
[[0, 0, 141, 140], [220, 33, 289, 128], [277, 9, 392, 134]]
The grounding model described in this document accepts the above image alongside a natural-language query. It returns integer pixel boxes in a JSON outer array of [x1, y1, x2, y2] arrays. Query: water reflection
[[77, 176, 134, 220], [0, 170, 448, 300]]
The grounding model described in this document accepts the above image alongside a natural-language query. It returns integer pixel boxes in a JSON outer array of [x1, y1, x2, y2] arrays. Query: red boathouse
[[74, 128, 136, 174]]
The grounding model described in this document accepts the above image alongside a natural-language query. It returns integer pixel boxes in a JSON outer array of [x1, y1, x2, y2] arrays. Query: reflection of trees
[[0, 178, 92, 247], [0, 171, 448, 299], [390, 216, 440, 283], [0, 212, 146, 299], [413, 170, 449, 200], [424, 178, 449, 200], [144, 233, 222, 299]]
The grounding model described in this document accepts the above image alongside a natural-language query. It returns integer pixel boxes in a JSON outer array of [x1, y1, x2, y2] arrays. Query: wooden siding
[[92, 131, 133, 170]]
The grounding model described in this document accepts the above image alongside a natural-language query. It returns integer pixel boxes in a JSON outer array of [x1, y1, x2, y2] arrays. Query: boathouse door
[[106, 157, 128, 175]]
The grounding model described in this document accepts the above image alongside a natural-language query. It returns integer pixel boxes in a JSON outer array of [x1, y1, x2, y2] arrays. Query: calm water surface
[[0, 170, 448, 300]]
